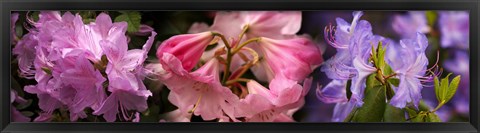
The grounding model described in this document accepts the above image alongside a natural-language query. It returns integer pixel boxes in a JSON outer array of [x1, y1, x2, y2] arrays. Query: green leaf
[[21, 111, 34, 117], [411, 112, 427, 122], [15, 24, 23, 38], [350, 85, 386, 122], [114, 11, 141, 33], [439, 73, 451, 102], [343, 107, 357, 122], [383, 104, 406, 122], [140, 104, 160, 122], [445, 75, 461, 102], [15, 99, 33, 110], [426, 11, 437, 27], [385, 83, 395, 100], [418, 100, 431, 112], [426, 112, 442, 122], [387, 78, 400, 87], [405, 108, 418, 119], [434, 76, 441, 102], [376, 42, 386, 69]]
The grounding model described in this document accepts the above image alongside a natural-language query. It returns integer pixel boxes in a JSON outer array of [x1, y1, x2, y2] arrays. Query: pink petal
[[156, 32, 214, 71]]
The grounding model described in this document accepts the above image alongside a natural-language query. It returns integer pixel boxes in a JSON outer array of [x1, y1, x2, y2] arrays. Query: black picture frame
[[1, 0, 479, 133]]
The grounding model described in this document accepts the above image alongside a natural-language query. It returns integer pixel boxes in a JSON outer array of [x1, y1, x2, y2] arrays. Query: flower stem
[[431, 100, 445, 112], [226, 78, 251, 85], [222, 47, 232, 85], [212, 32, 231, 49], [238, 24, 249, 42], [232, 37, 261, 54]]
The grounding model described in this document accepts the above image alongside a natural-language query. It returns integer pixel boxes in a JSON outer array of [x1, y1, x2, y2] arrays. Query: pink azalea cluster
[[13, 11, 156, 122], [153, 11, 323, 122]]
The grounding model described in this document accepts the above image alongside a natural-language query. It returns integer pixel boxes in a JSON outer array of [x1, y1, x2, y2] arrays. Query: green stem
[[212, 32, 231, 49], [431, 100, 445, 112], [222, 47, 232, 85], [238, 24, 249, 44], [226, 78, 251, 85], [232, 38, 261, 54]]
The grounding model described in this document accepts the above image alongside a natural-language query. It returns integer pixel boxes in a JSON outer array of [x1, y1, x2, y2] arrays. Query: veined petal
[[350, 56, 376, 106], [317, 79, 348, 103], [156, 32, 214, 71]]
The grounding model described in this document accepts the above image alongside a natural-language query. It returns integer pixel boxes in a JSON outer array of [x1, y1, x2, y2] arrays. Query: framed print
[[1, 0, 479, 133]]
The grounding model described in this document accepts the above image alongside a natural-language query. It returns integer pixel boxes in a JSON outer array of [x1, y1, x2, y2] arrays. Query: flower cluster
[[13, 11, 157, 122], [318, 11, 439, 121], [153, 11, 323, 122]]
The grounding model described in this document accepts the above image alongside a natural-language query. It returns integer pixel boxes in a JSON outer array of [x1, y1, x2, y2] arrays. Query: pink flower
[[211, 11, 301, 39], [156, 32, 214, 71], [13, 32, 38, 79], [11, 90, 31, 122], [256, 37, 323, 81], [160, 109, 193, 122], [235, 75, 311, 122], [58, 55, 107, 113], [93, 29, 157, 122], [11, 13, 19, 44], [158, 53, 238, 121]]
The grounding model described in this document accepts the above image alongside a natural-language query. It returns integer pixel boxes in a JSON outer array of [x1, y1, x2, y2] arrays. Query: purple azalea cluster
[[13, 11, 157, 122], [318, 11, 435, 121]]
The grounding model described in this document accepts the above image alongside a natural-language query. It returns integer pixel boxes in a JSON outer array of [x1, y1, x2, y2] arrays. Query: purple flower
[[331, 100, 356, 122], [320, 11, 378, 106], [93, 32, 156, 121], [392, 11, 430, 38], [16, 11, 157, 122], [387, 32, 430, 108], [11, 90, 31, 122], [11, 13, 19, 44], [438, 11, 469, 49], [13, 32, 38, 79]]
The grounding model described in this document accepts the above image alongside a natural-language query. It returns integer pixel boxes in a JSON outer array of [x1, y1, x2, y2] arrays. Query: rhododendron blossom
[[13, 11, 156, 122], [154, 11, 322, 122]]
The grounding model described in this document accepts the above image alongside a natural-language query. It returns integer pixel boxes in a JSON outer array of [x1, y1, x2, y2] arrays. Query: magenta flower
[[158, 54, 238, 121], [11, 90, 31, 122], [58, 55, 106, 113], [16, 11, 157, 122], [93, 24, 157, 122], [11, 13, 19, 44], [13, 32, 38, 79], [156, 32, 214, 71]]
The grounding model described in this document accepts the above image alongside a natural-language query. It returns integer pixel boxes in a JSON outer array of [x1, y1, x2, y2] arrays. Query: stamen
[[324, 25, 348, 49], [188, 93, 203, 113]]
